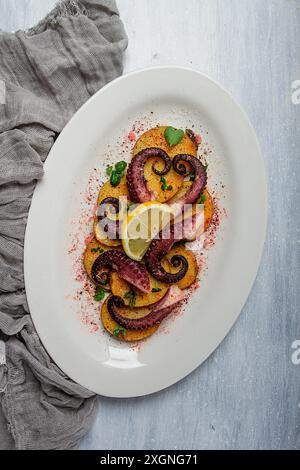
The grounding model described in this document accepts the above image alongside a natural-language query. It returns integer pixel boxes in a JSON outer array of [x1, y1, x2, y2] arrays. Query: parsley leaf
[[160, 176, 172, 191], [91, 247, 104, 254], [94, 287, 106, 302], [113, 327, 127, 337], [115, 161, 127, 173], [109, 161, 128, 187], [110, 170, 122, 187], [124, 290, 136, 307], [199, 193, 207, 204]]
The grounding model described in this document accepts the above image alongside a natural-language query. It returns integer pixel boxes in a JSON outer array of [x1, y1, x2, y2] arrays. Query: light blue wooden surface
[[0, 0, 299, 450]]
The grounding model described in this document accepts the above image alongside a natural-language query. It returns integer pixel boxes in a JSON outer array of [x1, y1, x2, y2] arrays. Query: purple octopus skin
[[186, 129, 199, 150], [172, 154, 207, 209], [107, 286, 186, 330], [97, 197, 120, 240], [144, 223, 189, 284], [144, 211, 204, 283], [92, 250, 151, 294], [126, 148, 172, 203]]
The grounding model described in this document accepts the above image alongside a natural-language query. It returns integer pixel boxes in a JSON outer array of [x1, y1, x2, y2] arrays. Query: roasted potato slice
[[111, 303, 152, 320], [94, 176, 129, 247], [133, 126, 197, 158], [133, 126, 197, 203], [97, 176, 129, 205], [167, 181, 191, 205], [84, 239, 109, 278], [110, 271, 168, 307], [93, 176, 129, 247], [201, 189, 214, 231], [162, 246, 198, 290], [168, 182, 214, 232], [84, 239, 120, 289], [101, 298, 159, 342], [93, 218, 121, 247]]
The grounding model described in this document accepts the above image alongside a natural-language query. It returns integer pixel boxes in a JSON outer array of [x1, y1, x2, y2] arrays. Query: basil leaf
[[164, 126, 184, 147]]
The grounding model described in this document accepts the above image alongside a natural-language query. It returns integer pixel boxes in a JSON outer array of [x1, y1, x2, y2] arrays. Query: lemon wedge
[[121, 202, 173, 261]]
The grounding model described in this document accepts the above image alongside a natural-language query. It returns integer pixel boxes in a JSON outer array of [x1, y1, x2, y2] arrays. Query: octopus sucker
[[126, 148, 172, 203], [172, 154, 207, 208], [91, 250, 151, 293]]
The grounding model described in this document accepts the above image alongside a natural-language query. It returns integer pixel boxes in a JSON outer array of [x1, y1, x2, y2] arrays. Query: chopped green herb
[[110, 170, 122, 187], [160, 176, 172, 191], [204, 163, 208, 171], [91, 247, 104, 253], [113, 327, 127, 337], [189, 170, 196, 182], [164, 126, 184, 147], [115, 161, 127, 173], [198, 194, 207, 204], [94, 287, 106, 302], [109, 160, 127, 186], [152, 287, 162, 293], [124, 290, 136, 307]]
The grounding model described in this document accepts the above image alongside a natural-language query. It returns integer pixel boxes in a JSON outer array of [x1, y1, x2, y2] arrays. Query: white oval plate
[[24, 67, 267, 397]]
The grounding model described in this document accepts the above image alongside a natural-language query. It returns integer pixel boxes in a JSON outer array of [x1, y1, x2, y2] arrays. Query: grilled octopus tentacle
[[144, 224, 188, 283], [107, 295, 182, 330], [126, 148, 172, 203], [97, 197, 120, 239], [91, 250, 151, 293], [172, 154, 207, 207]]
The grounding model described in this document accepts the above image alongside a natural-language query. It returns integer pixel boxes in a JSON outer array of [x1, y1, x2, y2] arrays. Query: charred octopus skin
[[107, 295, 181, 330], [97, 197, 120, 239], [144, 224, 189, 284], [92, 250, 151, 293], [172, 154, 207, 207], [126, 148, 172, 203]]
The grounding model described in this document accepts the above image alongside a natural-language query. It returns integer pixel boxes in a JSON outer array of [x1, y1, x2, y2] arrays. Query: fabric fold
[[0, 0, 127, 450]]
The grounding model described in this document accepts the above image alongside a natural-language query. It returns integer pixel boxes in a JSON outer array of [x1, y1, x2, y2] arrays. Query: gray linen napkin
[[0, 0, 127, 450]]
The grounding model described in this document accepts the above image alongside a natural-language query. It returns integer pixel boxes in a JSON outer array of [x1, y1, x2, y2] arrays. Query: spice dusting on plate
[[67, 114, 225, 342]]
